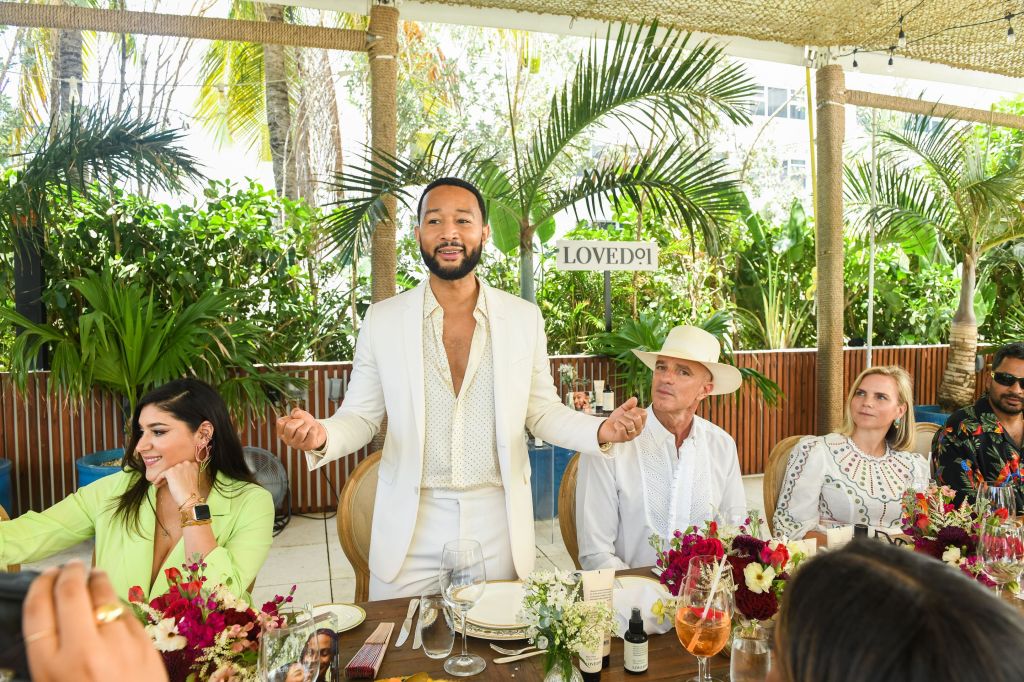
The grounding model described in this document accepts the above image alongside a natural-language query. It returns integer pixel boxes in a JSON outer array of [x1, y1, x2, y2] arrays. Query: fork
[[489, 643, 536, 656]]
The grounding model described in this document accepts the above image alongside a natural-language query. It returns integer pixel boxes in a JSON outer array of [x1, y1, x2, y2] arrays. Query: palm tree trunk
[[262, 5, 297, 201], [50, 26, 83, 125], [519, 220, 536, 303], [938, 254, 979, 411]]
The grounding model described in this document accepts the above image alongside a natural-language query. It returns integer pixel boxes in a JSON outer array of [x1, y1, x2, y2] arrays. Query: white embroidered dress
[[575, 407, 746, 570], [772, 433, 929, 539]]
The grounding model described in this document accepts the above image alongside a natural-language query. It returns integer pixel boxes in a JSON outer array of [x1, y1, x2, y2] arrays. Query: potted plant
[[1, 269, 300, 487]]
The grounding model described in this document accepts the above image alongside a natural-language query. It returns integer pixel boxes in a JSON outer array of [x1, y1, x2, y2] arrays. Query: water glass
[[419, 593, 456, 659], [259, 606, 320, 682], [975, 482, 1017, 519], [439, 538, 487, 677], [978, 522, 1024, 597], [730, 624, 771, 682]]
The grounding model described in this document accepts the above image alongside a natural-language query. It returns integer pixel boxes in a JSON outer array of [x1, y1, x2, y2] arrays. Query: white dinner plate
[[465, 621, 530, 641], [465, 580, 526, 629], [311, 603, 367, 633], [616, 574, 669, 595]]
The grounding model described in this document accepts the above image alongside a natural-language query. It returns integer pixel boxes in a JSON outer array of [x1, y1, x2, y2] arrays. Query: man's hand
[[277, 408, 328, 451], [597, 396, 647, 444]]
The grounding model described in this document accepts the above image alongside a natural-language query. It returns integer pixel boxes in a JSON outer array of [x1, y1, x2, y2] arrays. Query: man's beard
[[991, 391, 1024, 416], [420, 240, 482, 281]]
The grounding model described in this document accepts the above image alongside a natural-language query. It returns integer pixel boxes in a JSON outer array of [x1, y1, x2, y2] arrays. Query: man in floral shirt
[[935, 342, 1024, 507]]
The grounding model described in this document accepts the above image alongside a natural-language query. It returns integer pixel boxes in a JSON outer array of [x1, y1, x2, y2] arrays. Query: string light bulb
[[852, 48, 859, 71], [887, 48, 895, 73], [1007, 13, 1017, 44], [897, 16, 907, 48]]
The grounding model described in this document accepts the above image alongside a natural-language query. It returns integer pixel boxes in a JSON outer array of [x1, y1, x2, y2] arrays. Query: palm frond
[[321, 137, 490, 264], [1, 270, 301, 423], [0, 105, 202, 234], [544, 142, 743, 256], [522, 21, 755, 203], [844, 160, 954, 258], [879, 113, 968, 196]]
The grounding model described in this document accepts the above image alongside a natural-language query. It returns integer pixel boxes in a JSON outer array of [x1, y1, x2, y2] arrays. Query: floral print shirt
[[934, 395, 1023, 508]]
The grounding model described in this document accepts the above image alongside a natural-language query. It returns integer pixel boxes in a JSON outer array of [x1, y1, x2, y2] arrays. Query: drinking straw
[[687, 555, 728, 651]]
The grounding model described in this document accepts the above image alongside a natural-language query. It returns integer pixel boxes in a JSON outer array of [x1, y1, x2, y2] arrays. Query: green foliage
[[589, 309, 781, 405], [733, 198, 815, 349], [0, 269, 299, 424], [325, 21, 755, 301], [38, 179, 357, 362]]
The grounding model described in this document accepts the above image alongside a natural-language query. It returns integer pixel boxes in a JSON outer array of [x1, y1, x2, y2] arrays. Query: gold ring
[[94, 602, 125, 625], [23, 629, 56, 644]]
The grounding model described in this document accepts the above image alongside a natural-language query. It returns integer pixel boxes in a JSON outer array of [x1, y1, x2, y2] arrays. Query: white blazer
[[308, 281, 603, 583]]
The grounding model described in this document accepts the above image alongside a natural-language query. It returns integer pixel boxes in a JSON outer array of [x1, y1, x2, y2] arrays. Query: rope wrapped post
[[814, 64, 846, 434], [368, 3, 398, 304]]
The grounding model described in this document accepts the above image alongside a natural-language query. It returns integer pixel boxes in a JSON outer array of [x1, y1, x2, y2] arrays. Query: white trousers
[[369, 486, 516, 601]]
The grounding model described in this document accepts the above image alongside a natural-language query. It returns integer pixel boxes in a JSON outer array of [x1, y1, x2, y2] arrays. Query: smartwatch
[[181, 502, 212, 527]]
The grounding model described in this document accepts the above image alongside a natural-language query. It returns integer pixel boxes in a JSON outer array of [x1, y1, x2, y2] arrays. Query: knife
[[411, 600, 425, 650], [394, 597, 420, 647]]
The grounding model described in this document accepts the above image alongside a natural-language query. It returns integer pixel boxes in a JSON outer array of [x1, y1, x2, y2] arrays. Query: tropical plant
[[845, 113, 1024, 410], [323, 20, 755, 302], [589, 309, 782, 406], [0, 269, 299, 426], [733, 198, 815, 349]]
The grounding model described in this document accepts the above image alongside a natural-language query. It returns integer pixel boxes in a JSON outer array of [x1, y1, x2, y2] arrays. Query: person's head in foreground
[[632, 325, 742, 417], [115, 377, 254, 527], [415, 177, 490, 282], [769, 540, 1024, 682], [989, 342, 1024, 417], [838, 365, 916, 450]]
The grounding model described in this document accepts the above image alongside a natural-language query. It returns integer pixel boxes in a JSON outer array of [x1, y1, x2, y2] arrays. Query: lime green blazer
[[0, 470, 274, 601]]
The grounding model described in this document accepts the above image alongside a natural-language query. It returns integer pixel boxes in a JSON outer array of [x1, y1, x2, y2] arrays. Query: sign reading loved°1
[[555, 240, 659, 271]]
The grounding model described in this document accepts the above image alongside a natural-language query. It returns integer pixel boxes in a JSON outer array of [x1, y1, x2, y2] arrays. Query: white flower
[[743, 562, 776, 594], [942, 546, 962, 565], [146, 617, 187, 652]]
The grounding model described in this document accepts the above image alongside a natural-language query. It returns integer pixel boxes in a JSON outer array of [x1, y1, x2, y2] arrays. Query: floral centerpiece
[[129, 559, 295, 681], [649, 514, 806, 637], [900, 482, 996, 587], [519, 570, 615, 682]]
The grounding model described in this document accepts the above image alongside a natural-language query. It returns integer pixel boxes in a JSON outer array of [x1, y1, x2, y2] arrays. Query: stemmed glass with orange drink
[[675, 554, 734, 682]]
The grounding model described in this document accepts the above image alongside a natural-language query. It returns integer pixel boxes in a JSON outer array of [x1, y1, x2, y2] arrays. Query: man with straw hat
[[576, 325, 746, 570]]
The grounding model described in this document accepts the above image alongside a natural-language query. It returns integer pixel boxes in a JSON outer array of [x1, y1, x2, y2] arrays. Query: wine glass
[[259, 605, 320, 682], [978, 521, 1024, 598], [439, 539, 487, 677], [675, 555, 734, 682], [975, 482, 1017, 520]]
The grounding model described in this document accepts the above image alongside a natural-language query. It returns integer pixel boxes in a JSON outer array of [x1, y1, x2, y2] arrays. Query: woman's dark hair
[[113, 378, 257, 534], [775, 540, 1024, 682]]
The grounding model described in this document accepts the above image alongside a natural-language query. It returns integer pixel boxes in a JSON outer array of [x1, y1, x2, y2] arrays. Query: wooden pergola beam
[[845, 89, 1024, 131], [0, 1, 367, 51]]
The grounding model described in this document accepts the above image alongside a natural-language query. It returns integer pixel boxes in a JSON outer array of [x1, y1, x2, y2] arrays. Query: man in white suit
[[278, 178, 647, 599]]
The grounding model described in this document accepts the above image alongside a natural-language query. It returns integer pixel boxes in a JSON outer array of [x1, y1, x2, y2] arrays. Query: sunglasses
[[992, 371, 1024, 389]]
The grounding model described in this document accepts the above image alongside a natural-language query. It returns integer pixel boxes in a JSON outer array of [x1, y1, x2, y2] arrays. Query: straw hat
[[631, 325, 743, 395]]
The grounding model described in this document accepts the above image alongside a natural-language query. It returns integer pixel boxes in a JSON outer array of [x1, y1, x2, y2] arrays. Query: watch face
[[193, 504, 212, 521]]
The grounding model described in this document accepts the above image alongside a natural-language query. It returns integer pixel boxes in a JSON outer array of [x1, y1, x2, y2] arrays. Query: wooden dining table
[[334, 568, 731, 681]]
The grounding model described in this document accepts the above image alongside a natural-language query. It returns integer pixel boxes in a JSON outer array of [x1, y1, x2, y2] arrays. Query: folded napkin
[[612, 580, 674, 637], [344, 622, 393, 679]]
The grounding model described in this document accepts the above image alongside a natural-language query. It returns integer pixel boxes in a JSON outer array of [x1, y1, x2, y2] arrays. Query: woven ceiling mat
[[422, 0, 1024, 78]]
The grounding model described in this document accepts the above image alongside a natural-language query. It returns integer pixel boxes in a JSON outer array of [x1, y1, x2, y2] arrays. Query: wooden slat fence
[[0, 345, 991, 516]]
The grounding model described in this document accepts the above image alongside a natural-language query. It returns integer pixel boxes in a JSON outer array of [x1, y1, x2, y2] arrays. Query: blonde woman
[[773, 366, 928, 542]]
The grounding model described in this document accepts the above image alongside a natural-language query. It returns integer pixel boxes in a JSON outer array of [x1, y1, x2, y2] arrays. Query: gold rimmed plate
[[311, 603, 367, 632], [465, 580, 526, 630]]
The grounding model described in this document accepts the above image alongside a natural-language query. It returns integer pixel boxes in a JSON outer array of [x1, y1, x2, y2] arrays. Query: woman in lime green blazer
[[0, 379, 274, 601]]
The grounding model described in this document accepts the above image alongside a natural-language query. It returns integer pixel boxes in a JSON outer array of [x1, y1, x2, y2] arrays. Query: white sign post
[[555, 240, 659, 271], [555, 240, 659, 332]]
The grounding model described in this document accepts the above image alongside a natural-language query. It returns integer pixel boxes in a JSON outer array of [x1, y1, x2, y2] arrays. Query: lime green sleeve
[[200, 485, 275, 597]]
